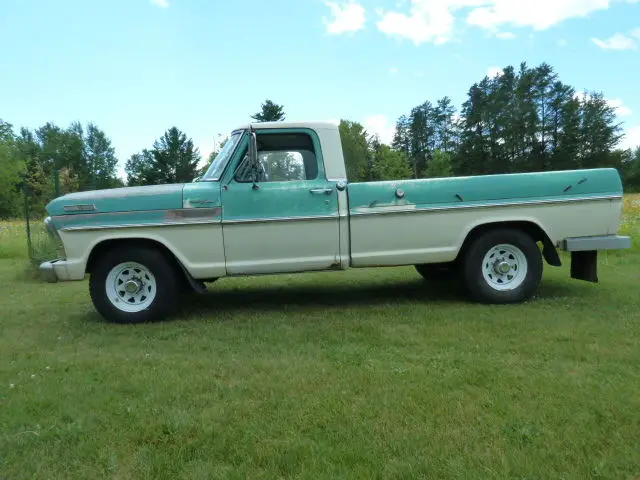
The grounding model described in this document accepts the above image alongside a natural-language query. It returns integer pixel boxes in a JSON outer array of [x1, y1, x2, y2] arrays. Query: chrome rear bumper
[[561, 235, 632, 252]]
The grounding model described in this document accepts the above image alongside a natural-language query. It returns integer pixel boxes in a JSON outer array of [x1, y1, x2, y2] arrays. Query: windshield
[[201, 130, 244, 181]]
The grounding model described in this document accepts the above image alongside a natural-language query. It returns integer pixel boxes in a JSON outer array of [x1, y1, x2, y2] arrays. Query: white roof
[[232, 120, 340, 132]]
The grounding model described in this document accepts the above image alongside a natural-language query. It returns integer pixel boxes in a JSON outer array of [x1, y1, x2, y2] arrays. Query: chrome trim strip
[[222, 214, 339, 225], [51, 207, 222, 222], [349, 195, 621, 217], [60, 219, 220, 232], [63, 204, 96, 212]]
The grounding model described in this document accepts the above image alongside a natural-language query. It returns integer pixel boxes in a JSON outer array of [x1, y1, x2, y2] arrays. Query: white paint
[[105, 261, 157, 312], [57, 223, 227, 281], [222, 218, 341, 275], [348, 198, 621, 267], [481, 243, 528, 290]]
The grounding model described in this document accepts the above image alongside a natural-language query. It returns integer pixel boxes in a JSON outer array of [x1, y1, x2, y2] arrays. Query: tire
[[89, 245, 179, 324], [462, 228, 543, 304], [415, 262, 458, 280]]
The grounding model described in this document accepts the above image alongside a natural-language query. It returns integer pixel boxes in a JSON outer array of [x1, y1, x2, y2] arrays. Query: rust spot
[[164, 207, 221, 221]]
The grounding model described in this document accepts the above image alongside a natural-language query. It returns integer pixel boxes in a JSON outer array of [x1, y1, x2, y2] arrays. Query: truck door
[[220, 128, 341, 275]]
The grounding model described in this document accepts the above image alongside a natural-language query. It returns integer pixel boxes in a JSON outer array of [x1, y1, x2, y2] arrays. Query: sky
[[1, 0, 639, 179]]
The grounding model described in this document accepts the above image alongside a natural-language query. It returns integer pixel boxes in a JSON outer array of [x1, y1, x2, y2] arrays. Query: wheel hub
[[494, 260, 511, 275], [124, 279, 142, 294]]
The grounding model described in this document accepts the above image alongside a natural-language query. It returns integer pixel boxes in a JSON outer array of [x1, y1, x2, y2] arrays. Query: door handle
[[309, 188, 333, 195]]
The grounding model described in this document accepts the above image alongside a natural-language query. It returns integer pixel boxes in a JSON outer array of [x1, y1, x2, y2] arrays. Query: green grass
[[1, 198, 639, 479]]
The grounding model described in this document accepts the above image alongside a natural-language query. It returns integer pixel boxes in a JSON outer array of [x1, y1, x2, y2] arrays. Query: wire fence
[[20, 169, 63, 265]]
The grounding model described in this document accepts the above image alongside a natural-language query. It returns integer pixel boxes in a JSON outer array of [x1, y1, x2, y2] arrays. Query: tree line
[[1, 61, 639, 219]]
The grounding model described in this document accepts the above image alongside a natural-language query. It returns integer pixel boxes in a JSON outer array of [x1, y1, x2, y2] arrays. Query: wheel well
[[86, 238, 188, 281], [456, 221, 561, 267]]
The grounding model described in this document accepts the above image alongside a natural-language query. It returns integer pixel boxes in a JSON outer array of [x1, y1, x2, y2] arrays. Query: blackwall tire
[[89, 245, 179, 324], [463, 228, 543, 304]]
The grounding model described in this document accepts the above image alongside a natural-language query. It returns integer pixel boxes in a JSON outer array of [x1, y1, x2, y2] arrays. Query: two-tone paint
[[42, 121, 631, 285]]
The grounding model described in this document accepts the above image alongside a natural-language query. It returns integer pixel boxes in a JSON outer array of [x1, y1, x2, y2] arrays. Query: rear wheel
[[462, 228, 543, 304], [89, 245, 179, 324]]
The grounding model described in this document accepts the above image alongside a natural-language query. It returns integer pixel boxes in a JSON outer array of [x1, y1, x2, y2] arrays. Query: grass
[[1, 195, 639, 479]]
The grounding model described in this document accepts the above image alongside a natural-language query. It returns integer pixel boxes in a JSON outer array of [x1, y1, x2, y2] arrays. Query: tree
[[125, 127, 201, 185], [338, 120, 370, 182], [0, 120, 26, 218], [251, 99, 286, 122], [372, 144, 412, 181], [424, 150, 453, 178], [125, 149, 155, 186], [84, 122, 119, 189]]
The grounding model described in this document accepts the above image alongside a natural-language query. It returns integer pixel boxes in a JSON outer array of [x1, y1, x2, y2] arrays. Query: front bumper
[[39, 258, 85, 283]]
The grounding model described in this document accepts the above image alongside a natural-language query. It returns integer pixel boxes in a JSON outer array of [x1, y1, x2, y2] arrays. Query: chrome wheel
[[105, 262, 157, 313], [481, 243, 528, 291]]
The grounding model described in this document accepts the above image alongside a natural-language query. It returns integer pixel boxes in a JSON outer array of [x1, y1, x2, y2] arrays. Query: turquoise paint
[[219, 127, 337, 221], [52, 209, 176, 231], [46, 184, 185, 217], [182, 181, 222, 209], [221, 180, 338, 222], [347, 168, 623, 213]]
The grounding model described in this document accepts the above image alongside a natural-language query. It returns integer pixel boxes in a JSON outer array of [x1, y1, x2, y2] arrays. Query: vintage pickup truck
[[40, 121, 632, 323]]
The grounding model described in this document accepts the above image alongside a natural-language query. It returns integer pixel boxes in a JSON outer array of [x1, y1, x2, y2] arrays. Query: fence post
[[54, 168, 60, 197], [23, 187, 32, 260]]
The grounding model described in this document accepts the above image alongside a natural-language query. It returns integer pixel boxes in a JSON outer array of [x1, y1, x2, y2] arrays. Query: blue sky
[[1, 0, 639, 179]]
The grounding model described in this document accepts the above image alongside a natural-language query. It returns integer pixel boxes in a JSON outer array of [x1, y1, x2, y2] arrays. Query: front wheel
[[89, 245, 179, 324], [463, 228, 543, 304]]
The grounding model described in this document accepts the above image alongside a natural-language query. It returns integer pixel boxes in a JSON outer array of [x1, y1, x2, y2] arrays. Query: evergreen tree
[[251, 99, 286, 122]]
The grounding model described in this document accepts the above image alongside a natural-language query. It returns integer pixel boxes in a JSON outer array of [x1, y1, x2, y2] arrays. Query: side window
[[235, 131, 319, 183]]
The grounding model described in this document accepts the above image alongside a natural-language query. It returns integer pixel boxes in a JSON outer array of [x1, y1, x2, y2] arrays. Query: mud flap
[[570, 250, 598, 283]]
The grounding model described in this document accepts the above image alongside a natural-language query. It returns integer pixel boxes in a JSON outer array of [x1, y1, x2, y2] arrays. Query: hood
[[46, 183, 186, 217]]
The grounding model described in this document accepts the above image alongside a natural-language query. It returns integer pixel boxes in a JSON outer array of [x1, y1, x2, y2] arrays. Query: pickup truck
[[40, 121, 632, 324]]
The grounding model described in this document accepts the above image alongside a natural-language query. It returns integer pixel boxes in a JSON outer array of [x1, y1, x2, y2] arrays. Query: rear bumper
[[561, 235, 632, 252], [559, 235, 632, 283]]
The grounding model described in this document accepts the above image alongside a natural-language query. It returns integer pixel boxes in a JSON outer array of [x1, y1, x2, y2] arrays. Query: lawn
[[1, 196, 639, 479]]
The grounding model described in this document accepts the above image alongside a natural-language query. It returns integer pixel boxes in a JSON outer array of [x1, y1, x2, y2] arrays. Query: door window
[[234, 132, 320, 183]]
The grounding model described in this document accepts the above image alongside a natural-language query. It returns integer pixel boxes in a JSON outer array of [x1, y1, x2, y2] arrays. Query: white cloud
[[574, 92, 633, 117], [632, 28, 640, 38], [364, 114, 396, 144], [621, 126, 640, 150], [324, 1, 366, 34], [487, 66, 504, 77], [376, 0, 478, 45], [496, 31, 516, 39], [466, 0, 613, 32], [607, 98, 633, 116], [375, 0, 634, 45], [592, 32, 637, 50], [151, 0, 169, 8]]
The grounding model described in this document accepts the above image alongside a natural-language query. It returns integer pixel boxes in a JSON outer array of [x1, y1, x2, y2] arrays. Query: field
[[1, 196, 639, 479]]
